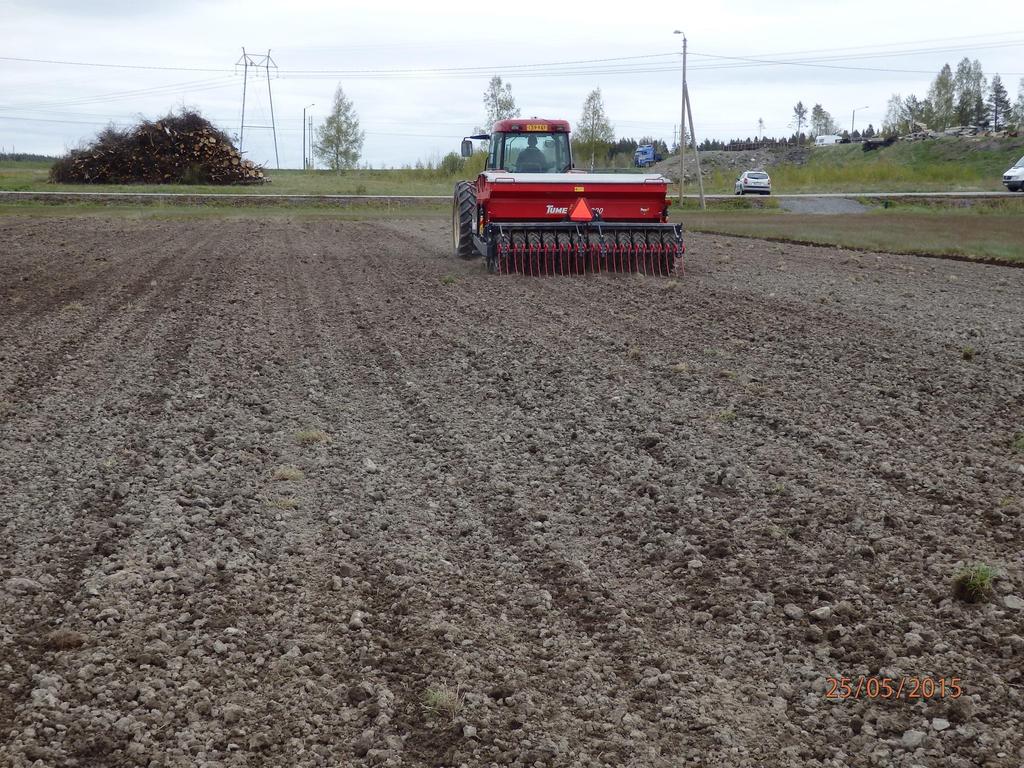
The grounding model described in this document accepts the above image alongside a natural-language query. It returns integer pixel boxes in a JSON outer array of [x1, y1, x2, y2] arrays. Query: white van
[[815, 135, 842, 146], [1002, 155, 1024, 191]]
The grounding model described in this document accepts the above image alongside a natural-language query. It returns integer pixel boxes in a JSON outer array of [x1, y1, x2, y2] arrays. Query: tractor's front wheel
[[452, 181, 477, 259]]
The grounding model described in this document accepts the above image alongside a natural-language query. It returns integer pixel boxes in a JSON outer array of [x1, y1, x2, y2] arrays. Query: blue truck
[[633, 144, 663, 168]]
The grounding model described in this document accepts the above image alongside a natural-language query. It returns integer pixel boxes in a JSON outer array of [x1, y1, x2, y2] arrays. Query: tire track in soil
[[123, 221, 495, 766], [347, 229, 713, 722], [346, 220, 1024, 764], [402, 243, 769, 762], [58, 224, 343, 767], [2, 229, 324, 764], [313, 223, 704, 764], [0, 224, 214, 416], [132, 227, 359, 766], [0, 227, 229, 749], [280, 224, 493, 765], [197, 223, 386, 764], [230, 222, 563, 764], [0, 219, 162, 302], [0, 224, 124, 320]]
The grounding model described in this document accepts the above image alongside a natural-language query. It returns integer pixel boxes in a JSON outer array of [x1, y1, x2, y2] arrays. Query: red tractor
[[452, 118, 684, 276]]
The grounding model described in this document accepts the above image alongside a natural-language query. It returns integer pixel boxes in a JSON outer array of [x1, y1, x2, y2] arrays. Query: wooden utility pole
[[685, 86, 706, 209], [674, 31, 705, 210], [676, 31, 685, 204], [302, 104, 314, 169]]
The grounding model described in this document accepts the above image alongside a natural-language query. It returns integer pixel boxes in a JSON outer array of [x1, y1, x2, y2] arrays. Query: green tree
[[575, 88, 615, 170], [439, 151, 464, 175], [903, 95, 924, 130], [953, 57, 986, 126], [883, 93, 906, 135], [1013, 77, 1024, 129], [483, 76, 519, 130], [791, 101, 808, 143], [810, 103, 835, 136], [927, 64, 955, 129], [988, 74, 1012, 130], [314, 85, 364, 171]]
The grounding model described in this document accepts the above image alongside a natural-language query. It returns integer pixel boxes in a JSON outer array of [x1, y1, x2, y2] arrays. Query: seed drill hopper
[[452, 119, 684, 276]]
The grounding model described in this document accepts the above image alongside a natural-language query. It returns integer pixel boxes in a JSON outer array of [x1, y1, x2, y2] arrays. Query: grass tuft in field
[[272, 466, 305, 481], [952, 563, 996, 603], [422, 682, 464, 722], [295, 429, 330, 446]]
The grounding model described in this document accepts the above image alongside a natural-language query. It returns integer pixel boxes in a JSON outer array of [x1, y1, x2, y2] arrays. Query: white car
[[1003, 155, 1024, 192], [735, 170, 771, 195]]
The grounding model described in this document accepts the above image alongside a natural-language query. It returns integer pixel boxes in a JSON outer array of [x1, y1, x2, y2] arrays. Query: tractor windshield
[[497, 132, 571, 173]]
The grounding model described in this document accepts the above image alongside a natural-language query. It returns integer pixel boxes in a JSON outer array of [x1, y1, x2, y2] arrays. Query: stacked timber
[[50, 110, 266, 185]]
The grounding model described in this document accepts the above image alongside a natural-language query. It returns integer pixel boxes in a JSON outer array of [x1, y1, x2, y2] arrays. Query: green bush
[[440, 152, 464, 175]]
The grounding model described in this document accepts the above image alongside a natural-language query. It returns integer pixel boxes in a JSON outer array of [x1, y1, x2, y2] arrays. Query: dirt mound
[[49, 110, 265, 185]]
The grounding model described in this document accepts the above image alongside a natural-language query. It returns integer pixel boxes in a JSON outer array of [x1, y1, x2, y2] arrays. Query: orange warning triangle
[[569, 197, 592, 222]]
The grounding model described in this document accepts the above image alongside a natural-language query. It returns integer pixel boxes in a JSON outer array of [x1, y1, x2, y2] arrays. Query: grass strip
[[687, 210, 1024, 264]]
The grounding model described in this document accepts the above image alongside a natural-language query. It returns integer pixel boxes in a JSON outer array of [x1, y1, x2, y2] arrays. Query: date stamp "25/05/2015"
[[825, 677, 963, 700]]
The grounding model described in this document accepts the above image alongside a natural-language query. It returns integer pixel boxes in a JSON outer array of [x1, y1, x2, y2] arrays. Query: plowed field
[[1, 215, 1022, 768]]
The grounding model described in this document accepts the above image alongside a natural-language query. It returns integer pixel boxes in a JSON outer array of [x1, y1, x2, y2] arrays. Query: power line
[[0, 114, 470, 139], [689, 40, 1024, 74], [0, 77, 238, 112], [0, 55, 230, 72], [695, 30, 1024, 63], [6, 33, 1022, 80]]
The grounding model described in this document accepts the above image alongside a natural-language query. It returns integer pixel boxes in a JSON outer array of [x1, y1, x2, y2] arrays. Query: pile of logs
[[862, 136, 898, 152], [50, 110, 266, 185]]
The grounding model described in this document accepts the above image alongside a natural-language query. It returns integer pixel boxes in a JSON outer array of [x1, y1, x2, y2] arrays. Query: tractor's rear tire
[[452, 181, 477, 259]]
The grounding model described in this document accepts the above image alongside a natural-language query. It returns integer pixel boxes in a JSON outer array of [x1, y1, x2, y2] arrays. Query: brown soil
[[1, 215, 1022, 768]]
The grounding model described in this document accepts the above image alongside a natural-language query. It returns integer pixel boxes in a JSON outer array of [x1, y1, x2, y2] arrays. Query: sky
[[2, 0, 1023, 169]]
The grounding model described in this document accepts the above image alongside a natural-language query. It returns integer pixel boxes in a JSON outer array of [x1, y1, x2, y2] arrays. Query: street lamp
[[303, 103, 315, 169], [851, 106, 868, 136]]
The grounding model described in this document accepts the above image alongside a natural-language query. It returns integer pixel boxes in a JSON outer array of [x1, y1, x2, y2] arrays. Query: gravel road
[[1, 215, 1022, 767], [775, 197, 870, 214]]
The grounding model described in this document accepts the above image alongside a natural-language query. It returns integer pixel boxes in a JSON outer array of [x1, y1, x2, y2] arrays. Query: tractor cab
[[462, 119, 573, 174]]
